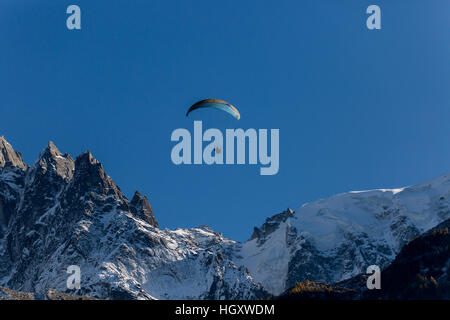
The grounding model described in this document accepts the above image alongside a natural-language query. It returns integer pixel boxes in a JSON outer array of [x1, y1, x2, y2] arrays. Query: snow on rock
[[238, 174, 450, 295], [0, 138, 265, 300]]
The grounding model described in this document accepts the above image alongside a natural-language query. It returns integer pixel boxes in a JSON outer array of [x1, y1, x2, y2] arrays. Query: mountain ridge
[[0, 137, 448, 299], [0, 137, 266, 299]]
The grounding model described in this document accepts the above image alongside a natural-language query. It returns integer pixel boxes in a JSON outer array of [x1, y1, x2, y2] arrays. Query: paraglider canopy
[[186, 99, 240, 120]]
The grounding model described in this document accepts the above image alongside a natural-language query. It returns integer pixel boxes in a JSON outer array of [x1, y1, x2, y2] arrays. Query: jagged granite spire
[[0, 137, 27, 234], [70, 151, 125, 200], [35, 141, 75, 181], [130, 191, 158, 227], [0, 137, 27, 170]]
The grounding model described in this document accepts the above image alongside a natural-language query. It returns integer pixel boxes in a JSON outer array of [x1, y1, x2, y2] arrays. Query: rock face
[[0, 136, 448, 299], [130, 191, 158, 228], [249, 208, 294, 244], [0, 137, 27, 170]]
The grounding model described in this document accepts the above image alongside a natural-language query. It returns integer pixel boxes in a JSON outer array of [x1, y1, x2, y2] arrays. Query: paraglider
[[170, 121, 280, 175], [186, 99, 240, 120]]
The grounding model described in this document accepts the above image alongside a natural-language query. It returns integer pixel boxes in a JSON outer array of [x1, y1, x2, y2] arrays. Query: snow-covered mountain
[[0, 137, 265, 300], [0, 136, 448, 299], [237, 175, 450, 295]]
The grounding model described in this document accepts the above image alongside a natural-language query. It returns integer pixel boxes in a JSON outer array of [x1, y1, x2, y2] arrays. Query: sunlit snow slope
[[238, 175, 450, 294]]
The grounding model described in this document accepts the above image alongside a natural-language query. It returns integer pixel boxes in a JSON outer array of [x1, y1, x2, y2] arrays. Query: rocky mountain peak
[[35, 141, 74, 181], [75, 151, 99, 167], [71, 151, 125, 202], [249, 208, 294, 242], [130, 191, 158, 227], [0, 137, 27, 170], [0, 137, 266, 300]]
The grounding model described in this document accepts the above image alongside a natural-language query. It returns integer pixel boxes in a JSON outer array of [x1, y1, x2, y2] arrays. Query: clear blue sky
[[1, 0, 449, 241]]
